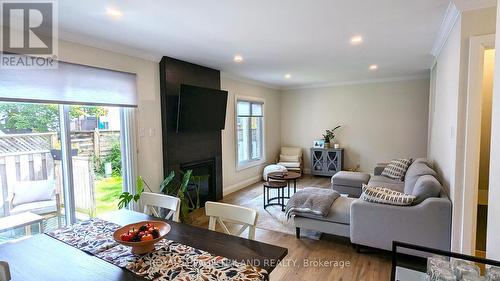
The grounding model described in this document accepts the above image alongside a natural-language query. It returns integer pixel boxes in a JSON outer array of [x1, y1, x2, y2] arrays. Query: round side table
[[267, 171, 301, 199], [263, 181, 287, 211]]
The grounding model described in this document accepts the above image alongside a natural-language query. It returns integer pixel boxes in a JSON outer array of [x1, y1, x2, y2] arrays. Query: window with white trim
[[236, 99, 263, 167]]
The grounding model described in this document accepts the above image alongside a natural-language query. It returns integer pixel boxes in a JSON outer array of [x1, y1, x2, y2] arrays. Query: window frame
[[235, 96, 265, 171]]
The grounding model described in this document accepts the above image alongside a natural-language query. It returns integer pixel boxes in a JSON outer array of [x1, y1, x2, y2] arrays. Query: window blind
[[0, 59, 138, 107]]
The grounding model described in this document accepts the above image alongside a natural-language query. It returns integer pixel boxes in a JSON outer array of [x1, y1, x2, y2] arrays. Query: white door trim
[[461, 34, 495, 255]]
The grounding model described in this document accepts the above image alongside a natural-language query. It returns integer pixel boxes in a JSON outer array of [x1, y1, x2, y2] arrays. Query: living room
[[1, 0, 500, 281]]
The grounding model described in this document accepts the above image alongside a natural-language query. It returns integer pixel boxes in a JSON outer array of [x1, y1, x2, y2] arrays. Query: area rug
[[239, 182, 329, 239]]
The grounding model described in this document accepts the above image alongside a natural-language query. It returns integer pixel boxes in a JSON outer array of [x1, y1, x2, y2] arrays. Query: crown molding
[[280, 74, 430, 91], [220, 72, 281, 90], [453, 0, 496, 12], [431, 2, 460, 58]]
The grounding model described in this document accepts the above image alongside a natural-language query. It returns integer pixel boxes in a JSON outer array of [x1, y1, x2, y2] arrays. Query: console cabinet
[[310, 148, 344, 176]]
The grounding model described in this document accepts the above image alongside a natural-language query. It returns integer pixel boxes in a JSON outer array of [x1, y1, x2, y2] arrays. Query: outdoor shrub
[[105, 142, 122, 176]]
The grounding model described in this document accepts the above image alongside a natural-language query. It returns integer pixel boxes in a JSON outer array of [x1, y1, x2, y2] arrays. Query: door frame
[[461, 34, 495, 255]]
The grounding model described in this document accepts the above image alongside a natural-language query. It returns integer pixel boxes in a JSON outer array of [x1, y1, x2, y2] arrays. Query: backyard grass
[[95, 176, 123, 215]]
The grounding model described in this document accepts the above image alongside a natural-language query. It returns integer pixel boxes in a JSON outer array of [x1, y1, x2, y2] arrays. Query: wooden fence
[[0, 130, 120, 158]]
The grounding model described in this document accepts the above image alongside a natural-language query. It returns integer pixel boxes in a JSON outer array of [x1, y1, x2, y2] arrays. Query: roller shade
[[0, 60, 138, 107]]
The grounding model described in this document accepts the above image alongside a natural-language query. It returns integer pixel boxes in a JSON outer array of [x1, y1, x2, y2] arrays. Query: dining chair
[[140, 192, 181, 222], [205, 201, 258, 240], [0, 261, 11, 281]]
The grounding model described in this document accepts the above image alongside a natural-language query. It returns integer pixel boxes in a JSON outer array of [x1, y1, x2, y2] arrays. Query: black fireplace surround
[[159, 57, 224, 205]]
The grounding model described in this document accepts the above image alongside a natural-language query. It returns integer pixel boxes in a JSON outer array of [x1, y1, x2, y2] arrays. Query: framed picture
[[313, 140, 325, 148]]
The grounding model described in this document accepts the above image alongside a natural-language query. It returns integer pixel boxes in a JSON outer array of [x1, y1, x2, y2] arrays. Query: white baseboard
[[223, 175, 262, 197]]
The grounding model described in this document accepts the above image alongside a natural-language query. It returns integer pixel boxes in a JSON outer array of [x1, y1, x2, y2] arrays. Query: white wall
[[58, 39, 164, 191], [487, 3, 500, 260], [428, 16, 462, 212], [428, 7, 497, 253], [221, 75, 281, 195], [280, 79, 430, 173]]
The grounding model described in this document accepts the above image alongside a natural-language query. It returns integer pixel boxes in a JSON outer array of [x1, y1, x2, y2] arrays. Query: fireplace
[[180, 158, 216, 206]]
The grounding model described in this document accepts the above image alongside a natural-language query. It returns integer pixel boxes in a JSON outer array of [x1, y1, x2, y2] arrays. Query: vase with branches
[[322, 126, 341, 144]]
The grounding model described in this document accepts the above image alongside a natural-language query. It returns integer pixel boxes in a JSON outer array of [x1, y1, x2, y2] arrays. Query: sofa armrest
[[373, 163, 387, 175], [350, 198, 451, 251]]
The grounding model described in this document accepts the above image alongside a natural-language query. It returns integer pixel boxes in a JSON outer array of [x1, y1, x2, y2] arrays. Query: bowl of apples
[[113, 221, 171, 254]]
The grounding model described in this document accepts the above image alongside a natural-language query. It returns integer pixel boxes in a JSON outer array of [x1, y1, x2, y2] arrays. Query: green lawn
[[95, 176, 123, 215]]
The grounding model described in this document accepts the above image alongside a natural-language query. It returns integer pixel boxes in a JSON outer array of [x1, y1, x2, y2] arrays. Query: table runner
[[47, 218, 267, 281]]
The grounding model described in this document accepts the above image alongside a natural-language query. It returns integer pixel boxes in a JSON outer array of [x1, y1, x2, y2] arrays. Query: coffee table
[[0, 212, 44, 235], [267, 171, 301, 199]]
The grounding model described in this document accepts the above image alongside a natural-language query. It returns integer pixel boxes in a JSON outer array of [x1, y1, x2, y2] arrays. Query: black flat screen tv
[[177, 84, 228, 132]]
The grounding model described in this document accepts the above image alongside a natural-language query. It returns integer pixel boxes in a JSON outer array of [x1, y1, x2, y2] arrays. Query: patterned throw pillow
[[381, 158, 412, 181], [361, 184, 415, 206]]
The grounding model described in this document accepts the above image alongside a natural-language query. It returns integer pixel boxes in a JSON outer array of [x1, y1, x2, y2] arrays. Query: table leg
[[294, 179, 297, 194], [39, 221, 44, 234], [25, 225, 31, 235], [280, 187, 285, 212]]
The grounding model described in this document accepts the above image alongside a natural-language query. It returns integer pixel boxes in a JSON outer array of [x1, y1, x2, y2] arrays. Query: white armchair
[[277, 146, 303, 174]]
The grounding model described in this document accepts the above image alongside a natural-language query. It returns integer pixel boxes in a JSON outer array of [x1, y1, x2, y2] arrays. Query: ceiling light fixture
[[284, 74, 291, 79], [233, 55, 243, 63], [369, 64, 378, 71], [350, 35, 363, 45], [106, 7, 123, 19]]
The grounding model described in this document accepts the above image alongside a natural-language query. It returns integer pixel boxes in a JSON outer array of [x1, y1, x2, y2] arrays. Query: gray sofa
[[294, 158, 452, 252]]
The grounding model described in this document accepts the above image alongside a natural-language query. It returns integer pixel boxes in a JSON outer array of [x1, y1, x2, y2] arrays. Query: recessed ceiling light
[[284, 74, 291, 79], [233, 55, 243, 63], [350, 35, 363, 45], [369, 64, 378, 70], [106, 7, 123, 19]]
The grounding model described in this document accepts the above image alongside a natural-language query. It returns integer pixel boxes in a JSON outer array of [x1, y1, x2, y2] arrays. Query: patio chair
[[7, 179, 62, 229], [205, 201, 258, 240]]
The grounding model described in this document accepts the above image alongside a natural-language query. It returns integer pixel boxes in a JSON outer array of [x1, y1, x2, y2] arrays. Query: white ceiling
[[57, 0, 455, 88]]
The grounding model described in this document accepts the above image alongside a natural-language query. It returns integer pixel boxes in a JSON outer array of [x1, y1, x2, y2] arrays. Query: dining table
[[0, 209, 288, 281]]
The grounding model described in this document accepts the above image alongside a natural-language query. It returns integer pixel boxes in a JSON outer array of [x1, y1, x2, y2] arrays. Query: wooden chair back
[[205, 201, 258, 240], [140, 192, 181, 222]]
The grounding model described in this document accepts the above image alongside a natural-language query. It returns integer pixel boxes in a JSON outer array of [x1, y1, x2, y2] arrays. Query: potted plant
[[322, 126, 341, 148], [117, 170, 203, 222]]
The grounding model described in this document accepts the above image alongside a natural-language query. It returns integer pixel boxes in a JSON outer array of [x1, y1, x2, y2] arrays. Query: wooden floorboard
[[188, 175, 392, 281]]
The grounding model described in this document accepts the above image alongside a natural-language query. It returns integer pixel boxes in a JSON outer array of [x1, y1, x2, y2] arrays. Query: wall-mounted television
[[177, 84, 228, 132]]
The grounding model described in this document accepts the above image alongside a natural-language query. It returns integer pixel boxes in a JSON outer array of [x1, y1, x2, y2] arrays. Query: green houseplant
[[117, 170, 206, 222], [322, 126, 341, 144]]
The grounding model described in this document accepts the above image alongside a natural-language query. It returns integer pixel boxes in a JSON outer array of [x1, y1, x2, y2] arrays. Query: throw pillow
[[12, 180, 55, 206], [361, 184, 415, 206], [279, 154, 300, 163], [381, 158, 412, 181]]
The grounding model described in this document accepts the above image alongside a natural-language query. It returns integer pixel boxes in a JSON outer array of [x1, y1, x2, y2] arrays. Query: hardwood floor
[[188, 175, 392, 281]]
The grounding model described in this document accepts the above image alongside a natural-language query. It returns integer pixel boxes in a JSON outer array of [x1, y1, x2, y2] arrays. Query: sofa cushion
[[412, 175, 442, 204], [331, 171, 370, 187], [381, 158, 412, 181], [12, 180, 55, 207], [279, 154, 300, 162], [368, 176, 405, 193], [294, 196, 354, 224], [277, 162, 300, 168], [361, 185, 415, 206], [404, 162, 437, 194], [10, 200, 57, 215]]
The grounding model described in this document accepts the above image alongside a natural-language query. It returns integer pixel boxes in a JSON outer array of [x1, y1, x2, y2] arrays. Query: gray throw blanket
[[285, 187, 340, 219]]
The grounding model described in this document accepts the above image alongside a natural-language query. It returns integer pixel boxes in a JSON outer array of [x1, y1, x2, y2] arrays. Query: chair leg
[[295, 227, 300, 239]]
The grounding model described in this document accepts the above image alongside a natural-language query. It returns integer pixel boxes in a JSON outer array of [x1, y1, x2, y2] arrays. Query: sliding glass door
[[0, 101, 134, 242]]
